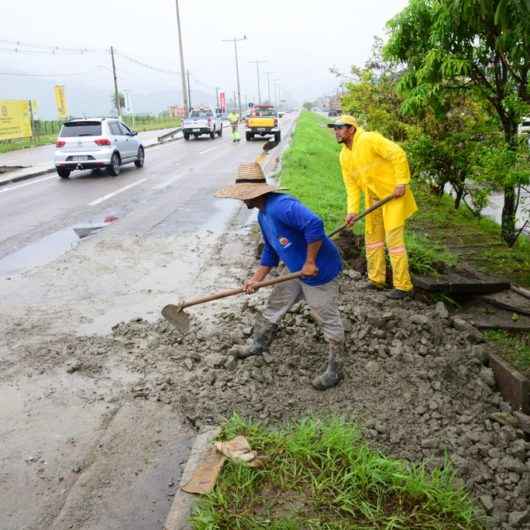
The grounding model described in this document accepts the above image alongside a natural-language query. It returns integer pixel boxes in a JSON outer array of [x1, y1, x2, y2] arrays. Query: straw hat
[[215, 162, 279, 201]]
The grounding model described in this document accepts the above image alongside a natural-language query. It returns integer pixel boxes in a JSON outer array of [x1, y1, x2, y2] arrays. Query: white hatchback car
[[54, 118, 145, 178]]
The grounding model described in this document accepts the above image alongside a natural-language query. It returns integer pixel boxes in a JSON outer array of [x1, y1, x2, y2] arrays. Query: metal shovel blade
[[161, 303, 191, 334]]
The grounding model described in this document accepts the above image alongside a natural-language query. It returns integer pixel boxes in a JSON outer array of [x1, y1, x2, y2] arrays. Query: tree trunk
[[500, 118, 519, 245], [454, 186, 464, 209], [501, 185, 517, 246]]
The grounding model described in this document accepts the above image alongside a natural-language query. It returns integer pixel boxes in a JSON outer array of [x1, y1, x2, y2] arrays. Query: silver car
[[54, 118, 145, 178]]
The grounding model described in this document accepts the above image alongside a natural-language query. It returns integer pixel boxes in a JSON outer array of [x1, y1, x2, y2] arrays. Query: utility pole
[[186, 70, 192, 109], [265, 72, 274, 104], [249, 60, 267, 104], [222, 35, 247, 117], [175, 0, 189, 115], [110, 46, 121, 120]]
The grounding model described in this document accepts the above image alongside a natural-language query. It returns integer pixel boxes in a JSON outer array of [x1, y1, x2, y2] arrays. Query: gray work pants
[[262, 278, 344, 343]]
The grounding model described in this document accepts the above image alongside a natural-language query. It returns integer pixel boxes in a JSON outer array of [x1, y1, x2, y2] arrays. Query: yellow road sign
[[54, 85, 68, 120], [0, 100, 32, 141]]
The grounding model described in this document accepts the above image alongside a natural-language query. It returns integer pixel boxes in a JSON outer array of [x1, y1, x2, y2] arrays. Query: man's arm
[[301, 240, 322, 277]]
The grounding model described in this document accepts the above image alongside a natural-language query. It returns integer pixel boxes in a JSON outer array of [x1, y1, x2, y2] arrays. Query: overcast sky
[[1, 0, 409, 110]]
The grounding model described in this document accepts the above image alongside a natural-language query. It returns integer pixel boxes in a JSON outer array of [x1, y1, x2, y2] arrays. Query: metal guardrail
[[157, 127, 183, 143]]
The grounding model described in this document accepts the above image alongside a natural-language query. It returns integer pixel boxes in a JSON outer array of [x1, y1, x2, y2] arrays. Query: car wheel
[[210, 129, 215, 139], [184, 132, 190, 141], [108, 152, 121, 176], [134, 146, 145, 168], [217, 126, 223, 137], [194, 134, 199, 139], [245, 132, 252, 141], [56, 167, 71, 179], [274, 132, 281, 143]]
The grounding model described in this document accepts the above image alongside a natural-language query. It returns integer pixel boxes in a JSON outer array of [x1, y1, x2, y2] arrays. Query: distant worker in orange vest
[[328, 115, 418, 299]]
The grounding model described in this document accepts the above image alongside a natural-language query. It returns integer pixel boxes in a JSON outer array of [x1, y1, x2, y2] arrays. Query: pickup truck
[[183, 108, 222, 140], [245, 105, 281, 142]]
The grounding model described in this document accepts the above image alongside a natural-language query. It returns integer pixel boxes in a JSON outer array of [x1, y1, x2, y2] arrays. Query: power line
[[0, 39, 101, 54], [116, 50, 181, 76]]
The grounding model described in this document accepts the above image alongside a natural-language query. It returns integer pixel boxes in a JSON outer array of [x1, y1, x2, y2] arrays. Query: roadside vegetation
[[191, 415, 482, 530], [282, 111, 530, 285], [0, 115, 181, 154]]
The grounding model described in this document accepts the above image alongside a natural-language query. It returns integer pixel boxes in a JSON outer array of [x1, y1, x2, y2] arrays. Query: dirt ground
[[3, 220, 529, 529]]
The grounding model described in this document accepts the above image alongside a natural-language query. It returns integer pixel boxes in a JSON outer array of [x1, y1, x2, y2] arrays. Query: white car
[[182, 108, 222, 140], [54, 118, 145, 179]]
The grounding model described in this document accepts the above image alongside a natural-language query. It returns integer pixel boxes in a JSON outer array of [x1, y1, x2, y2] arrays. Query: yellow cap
[[327, 114, 358, 128]]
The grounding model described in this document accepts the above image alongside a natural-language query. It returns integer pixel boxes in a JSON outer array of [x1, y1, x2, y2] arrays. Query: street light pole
[[249, 60, 267, 104], [265, 72, 274, 104], [110, 46, 121, 120], [175, 0, 189, 115], [186, 69, 192, 109], [222, 36, 246, 117]]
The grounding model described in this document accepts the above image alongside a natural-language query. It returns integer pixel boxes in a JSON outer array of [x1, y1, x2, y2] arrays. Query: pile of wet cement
[[21, 269, 530, 529]]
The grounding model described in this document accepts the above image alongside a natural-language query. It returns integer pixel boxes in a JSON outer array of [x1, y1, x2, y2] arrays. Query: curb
[[489, 352, 530, 413], [0, 132, 184, 189], [163, 428, 220, 530]]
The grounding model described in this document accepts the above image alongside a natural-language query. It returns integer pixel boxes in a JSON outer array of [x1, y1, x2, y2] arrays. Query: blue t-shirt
[[258, 193, 342, 286]]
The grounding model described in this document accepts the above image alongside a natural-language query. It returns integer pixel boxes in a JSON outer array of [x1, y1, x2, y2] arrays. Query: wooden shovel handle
[[179, 194, 394, 311], [181, 272, 303, 310], [328, 194, 395, 238]]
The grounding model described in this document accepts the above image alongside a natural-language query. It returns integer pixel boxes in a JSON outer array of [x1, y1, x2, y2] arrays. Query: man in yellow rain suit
[[328, 115, 417, 299], [228, 111, 241, 143]]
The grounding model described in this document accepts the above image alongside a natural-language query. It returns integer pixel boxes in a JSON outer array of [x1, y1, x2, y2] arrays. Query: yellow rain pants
[[365, 192, 413, 292]]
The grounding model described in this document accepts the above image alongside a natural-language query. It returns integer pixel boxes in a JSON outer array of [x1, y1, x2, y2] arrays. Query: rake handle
[[181, 272, 303, 310], [327, 194, 395, 238]]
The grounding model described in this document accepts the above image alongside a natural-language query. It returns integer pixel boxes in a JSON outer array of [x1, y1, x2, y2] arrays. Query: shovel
[[162, 194, 395, 334]]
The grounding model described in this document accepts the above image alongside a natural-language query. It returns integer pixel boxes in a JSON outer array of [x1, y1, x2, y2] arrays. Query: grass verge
[[191, 416, 482, 530], [280, 111, 529, 285]]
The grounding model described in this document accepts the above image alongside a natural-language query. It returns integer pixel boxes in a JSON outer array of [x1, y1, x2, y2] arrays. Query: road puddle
[[0, 222, 112, 277]]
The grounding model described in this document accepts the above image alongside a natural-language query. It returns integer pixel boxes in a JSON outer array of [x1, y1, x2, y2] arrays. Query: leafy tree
[[384, 0, 530, 244]]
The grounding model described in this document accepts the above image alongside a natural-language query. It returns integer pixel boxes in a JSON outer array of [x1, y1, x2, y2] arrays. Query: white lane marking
[[0, 174, 58, 194], [88, 178, 147, 206], [152, 173, 185, 191], [199, 146, 221, 155]]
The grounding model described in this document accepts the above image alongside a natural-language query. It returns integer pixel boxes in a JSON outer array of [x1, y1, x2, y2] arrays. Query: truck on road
[[182, 108, 222, 140], [245, 105, 281, 142]]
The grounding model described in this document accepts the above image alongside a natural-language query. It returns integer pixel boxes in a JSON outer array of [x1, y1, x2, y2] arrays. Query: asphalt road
[[0, 115, 295, 264]]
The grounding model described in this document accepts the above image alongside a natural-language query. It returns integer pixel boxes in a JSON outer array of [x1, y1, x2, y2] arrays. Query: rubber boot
[[238, 315, 278, 359], [312, 341, 343, 390]]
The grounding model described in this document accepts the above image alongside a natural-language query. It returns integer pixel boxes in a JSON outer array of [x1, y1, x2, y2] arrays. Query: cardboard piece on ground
[[214, 435, 257, 463], [181, 447, 226, 495]]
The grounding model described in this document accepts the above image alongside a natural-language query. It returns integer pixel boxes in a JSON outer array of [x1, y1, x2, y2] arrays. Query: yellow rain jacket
[[340, 128, 417, 232]]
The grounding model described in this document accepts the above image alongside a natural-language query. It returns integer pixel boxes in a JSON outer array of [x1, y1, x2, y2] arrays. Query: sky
[[0, 0, 409, 117]]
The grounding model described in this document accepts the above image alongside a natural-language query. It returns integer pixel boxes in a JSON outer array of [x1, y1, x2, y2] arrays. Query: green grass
[[279, 111, 530, 284], [191, 416, 483, 530], [0, 117, 181, 154], [484, 329, 530, 377]]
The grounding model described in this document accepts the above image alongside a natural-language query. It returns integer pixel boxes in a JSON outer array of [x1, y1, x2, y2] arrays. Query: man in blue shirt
[[216, 163, 344, 390]]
